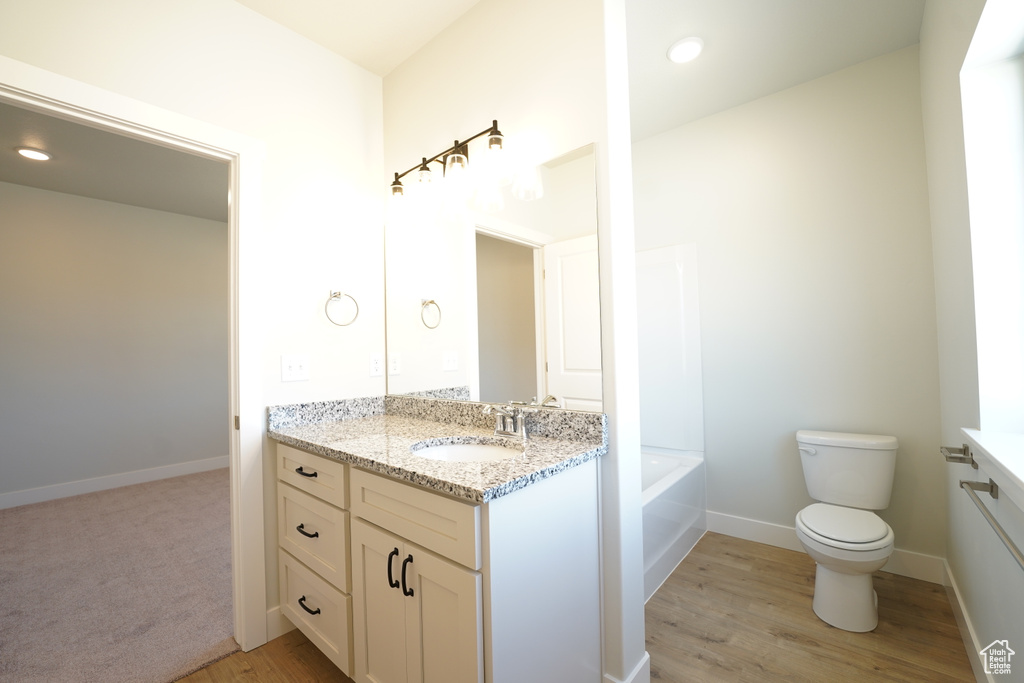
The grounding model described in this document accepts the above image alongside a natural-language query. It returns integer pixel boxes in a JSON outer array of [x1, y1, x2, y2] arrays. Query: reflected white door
[[543, 235, 602, 411]]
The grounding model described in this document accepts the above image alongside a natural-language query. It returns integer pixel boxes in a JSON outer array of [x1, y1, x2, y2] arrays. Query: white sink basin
[[412, 442, 522, 463]]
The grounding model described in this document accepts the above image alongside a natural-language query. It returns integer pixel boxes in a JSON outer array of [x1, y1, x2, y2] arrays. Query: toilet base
[[811, 563, 879, 632]]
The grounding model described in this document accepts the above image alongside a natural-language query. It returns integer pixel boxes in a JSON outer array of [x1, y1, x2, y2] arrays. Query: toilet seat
[[797, 503, 893, 552]]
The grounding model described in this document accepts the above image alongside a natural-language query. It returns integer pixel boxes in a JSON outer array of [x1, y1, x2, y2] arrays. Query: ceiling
[[234, 0, 485, 77], [0, 0, 925, 216], [235, 0, 926, 140], [626, 0, 926, 141], [0, 101, 228, 222]]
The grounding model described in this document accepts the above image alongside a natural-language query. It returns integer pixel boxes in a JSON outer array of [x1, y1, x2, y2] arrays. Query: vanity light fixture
[[16, 146, 52, 161], [667, 37, 704, 64], [390, 120, 504, 197]]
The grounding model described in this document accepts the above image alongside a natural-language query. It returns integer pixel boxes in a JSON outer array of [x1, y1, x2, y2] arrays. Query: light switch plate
[[443, 351, 459, 372], [281, 354, 310, 382]]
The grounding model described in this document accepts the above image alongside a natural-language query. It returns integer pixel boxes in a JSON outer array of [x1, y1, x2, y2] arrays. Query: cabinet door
[[352, 520, 409, 683], [404, 548, 483, 683]]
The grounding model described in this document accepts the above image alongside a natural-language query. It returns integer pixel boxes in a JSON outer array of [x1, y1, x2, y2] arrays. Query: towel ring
[[420, 299, 441, 329], [325, 291, 359, 327]]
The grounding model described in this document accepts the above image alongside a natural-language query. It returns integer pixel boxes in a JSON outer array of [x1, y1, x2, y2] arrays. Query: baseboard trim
[[706, 510, 947, 584], [0, 455, 229, 509], [604, 652, 651, 683], [945, 561, 990, 683], [265, 605, 295, 643]]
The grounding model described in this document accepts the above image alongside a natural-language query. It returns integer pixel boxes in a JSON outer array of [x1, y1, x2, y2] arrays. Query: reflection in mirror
[[384, 144, 602, 411]]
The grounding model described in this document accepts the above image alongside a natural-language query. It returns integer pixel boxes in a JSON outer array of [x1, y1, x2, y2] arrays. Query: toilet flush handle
[[798, 447, 816, 456]]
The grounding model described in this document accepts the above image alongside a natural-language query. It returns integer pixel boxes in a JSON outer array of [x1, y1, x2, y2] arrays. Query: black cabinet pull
[[387, 548, 400, 589], [298, 595, 321, 615], [296, 523, 319, 539], [401, 554, 415, 597], [295, 466, 318, 478]]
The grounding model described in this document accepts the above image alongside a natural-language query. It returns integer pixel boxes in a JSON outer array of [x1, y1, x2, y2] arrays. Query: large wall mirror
[[384, 143, 602, 411]]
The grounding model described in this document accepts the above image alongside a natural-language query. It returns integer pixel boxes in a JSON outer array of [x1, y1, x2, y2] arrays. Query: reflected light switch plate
[[443, 352, 459, 372]]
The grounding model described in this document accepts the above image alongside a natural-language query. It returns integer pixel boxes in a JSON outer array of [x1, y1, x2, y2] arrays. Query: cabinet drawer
[[279, 550, 353, 677], [350, 467, 481, 570], [278, 483, 349, 592], [277, 444, 348, 509]]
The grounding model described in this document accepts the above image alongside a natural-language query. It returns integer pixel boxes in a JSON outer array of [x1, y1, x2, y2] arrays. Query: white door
[[543, 235, 602, 411]]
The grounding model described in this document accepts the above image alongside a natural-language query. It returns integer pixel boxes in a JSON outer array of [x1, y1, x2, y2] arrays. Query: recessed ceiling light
[[667, 37, 704, 64], [16, 147, 52, 161]]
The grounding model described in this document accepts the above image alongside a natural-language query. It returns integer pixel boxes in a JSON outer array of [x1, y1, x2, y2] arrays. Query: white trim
[[0, 456, 229, 510], [266, 605, 296, 642], [945, 560, 991, 683], [706, 510, 948, 584], [707, 511, 804, 552], [0, 55, 267, 652], [604, 652, 651, 683]]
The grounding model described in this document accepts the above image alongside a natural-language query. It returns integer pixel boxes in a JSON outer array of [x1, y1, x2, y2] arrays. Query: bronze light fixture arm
[[390, 120, 503, 186]]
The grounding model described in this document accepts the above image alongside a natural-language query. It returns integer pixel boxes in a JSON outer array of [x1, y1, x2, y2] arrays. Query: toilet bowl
[[795, 429, 899, 631], [795, 502, 894, 632]]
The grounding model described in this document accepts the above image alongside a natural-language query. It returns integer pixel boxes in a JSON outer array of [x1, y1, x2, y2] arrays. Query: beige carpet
[[0, 469, 238, 682]]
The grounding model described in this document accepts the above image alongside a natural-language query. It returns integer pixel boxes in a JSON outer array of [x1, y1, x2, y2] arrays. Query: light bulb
[[417, 157, 433, 184], [667, 37, 703, 64], [17, 147, 51, 161], [445, 151, 468, 176]]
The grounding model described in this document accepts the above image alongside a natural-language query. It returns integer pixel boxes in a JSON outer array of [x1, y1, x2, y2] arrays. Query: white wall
[[0, 0, 386, 408], [0, 0, 385, 638], [384, 0, 648, 679], [921, 0, 1024, 674], [632, 46, 945, 559], [0, 182, 228, 495]]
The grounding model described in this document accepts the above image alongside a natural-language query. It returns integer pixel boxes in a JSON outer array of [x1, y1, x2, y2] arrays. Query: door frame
[[0, 56, 269, 650]]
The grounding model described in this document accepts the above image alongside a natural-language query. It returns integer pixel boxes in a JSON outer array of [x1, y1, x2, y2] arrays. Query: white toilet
[[794, 429, 898, 632]]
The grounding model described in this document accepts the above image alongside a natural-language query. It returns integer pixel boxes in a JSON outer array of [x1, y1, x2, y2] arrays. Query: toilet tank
[[796, 430, 898, 510]]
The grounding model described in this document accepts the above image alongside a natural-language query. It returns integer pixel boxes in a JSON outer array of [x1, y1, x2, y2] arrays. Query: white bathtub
[[642, 447, 706, 602]]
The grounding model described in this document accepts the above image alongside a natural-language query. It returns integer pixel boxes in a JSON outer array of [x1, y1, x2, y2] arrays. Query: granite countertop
[[268, 396, 607, 504]]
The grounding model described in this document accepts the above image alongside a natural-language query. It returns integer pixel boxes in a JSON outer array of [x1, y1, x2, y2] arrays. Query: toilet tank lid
[[796, 430, 898, 450]]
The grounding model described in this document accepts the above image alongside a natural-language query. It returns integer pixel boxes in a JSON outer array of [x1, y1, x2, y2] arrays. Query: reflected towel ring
[[325, 291, 359, 326], [420, 299, 441, 329]]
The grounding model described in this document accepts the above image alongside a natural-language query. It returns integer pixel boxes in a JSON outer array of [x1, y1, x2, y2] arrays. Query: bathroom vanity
[[268, 396, 607, 683]]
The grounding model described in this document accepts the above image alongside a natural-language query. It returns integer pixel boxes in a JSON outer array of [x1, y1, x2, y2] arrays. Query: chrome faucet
[[533, 394, 561, 408], [483, 402, 532, 440]]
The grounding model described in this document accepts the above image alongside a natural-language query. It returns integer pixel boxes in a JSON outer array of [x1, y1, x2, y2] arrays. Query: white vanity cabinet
[[276, 444, 354, 676], [352, 519, 483, 683], [349, 460, 602, 683], [350, 466, 483, 683]]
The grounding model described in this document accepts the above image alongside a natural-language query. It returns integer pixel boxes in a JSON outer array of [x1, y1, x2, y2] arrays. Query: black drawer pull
[[295, 466, 318, 478], [387, 548, 400, 589], [296, 523, 319, 539], [298, 595, 321, 615], [401, 554, 414, 597]]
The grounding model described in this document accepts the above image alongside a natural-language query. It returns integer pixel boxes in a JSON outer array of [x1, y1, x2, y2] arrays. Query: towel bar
[[960, 479, 1024, 573]]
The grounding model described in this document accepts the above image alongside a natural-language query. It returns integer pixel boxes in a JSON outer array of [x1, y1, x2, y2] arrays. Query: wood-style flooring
[[184, 532, 974, 682], [179, 628, 353, 683], [646, 532, 975, 682]]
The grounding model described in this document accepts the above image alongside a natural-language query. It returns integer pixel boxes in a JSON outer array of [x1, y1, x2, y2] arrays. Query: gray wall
[[0, 181, 228, 494], [476, 233, 537, 403]]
